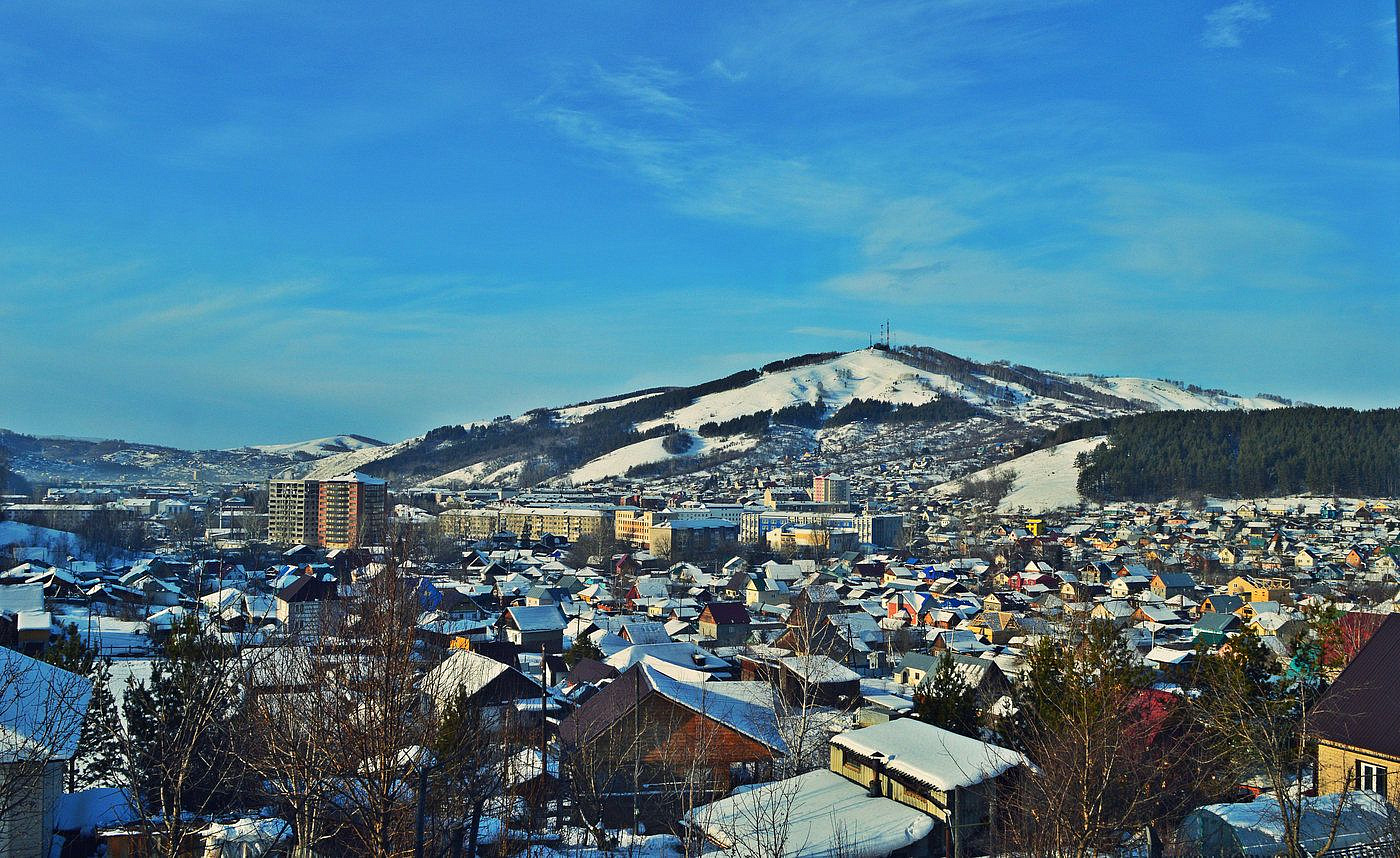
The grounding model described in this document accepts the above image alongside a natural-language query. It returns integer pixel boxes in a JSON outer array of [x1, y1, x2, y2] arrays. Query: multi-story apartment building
[[318, 473, 388, 549], [267, 474, 387, 548], [268, 479, 319, 545], [436, 508, 501, 541], [613, 507, 662, 546], [741, 510, 905, 548], [440, 503, 615, 543], [648, 518, 739, 558], [811, 473, 852, 505], [0, 504, 132, 531]]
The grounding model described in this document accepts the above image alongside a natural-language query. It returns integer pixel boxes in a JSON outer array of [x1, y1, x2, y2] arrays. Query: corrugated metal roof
[[1312, 614, 1400, 759]]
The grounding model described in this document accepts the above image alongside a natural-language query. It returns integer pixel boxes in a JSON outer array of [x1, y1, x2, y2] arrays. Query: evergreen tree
[[75, 658, 124, 790], [123, 614, 250, 852], [912, 655, 981, 738], [45, 623, 122, 789], [563, 636, 604, 667], [44, 623, 96, 676]]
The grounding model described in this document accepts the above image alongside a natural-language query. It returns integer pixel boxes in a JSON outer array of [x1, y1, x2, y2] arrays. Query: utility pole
[[632, 664, 642, 836], [414, 761, 429, 858], [539, 644, 548, 832]]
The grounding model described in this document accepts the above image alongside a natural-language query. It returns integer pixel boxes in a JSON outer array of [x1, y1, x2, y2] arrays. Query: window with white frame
[[1356, 760, 1388, 794]]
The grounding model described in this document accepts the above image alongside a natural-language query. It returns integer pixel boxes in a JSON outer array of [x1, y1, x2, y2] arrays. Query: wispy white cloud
[[538, 49, 1353, 332], [1202, 1, 1271, 49], [705, 59, 747, 83], [712, 0, 1081, 98], [590, 60, 693, 118]]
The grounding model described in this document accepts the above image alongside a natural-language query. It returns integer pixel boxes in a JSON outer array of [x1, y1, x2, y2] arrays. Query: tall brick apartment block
[[268, 472, 388, 548]]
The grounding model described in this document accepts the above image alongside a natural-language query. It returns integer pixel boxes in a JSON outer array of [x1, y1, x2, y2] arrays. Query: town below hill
[[3, 465, 1400, 856]]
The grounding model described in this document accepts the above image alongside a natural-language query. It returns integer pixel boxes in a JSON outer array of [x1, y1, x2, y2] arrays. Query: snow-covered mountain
[[290, 346, 1290, 488], [244, 434, 386, 459], [5, 345, 1290, 488]]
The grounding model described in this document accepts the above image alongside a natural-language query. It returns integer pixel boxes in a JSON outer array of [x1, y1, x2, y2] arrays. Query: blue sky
[[1, 1, 1396, 449]]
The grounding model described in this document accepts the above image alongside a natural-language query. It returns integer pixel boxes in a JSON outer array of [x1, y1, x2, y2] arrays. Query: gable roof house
[[497, 604, 568, 653], [1312, 613, 1400, 806], [697, 601, 751, 646], [895, 652, 1011, 709], [1150, 572, 1197, 599], [421, 648, 542, 719], [830, 719, 1029, 854], [0, 648, 92, 858], [687, 717, 1028, 858], [559, 663, 785, 827], [1194, 612, 1243, 647]]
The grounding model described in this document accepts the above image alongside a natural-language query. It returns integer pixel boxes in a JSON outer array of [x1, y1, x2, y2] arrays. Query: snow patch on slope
[[569, 433, 758, 484], [637, 350, 970, 433], [554, 391, 669, 421], [294, 435, 419, 479], [1059, 376, 1283, 411], [247, 435, 385, 458], [937, 436, 1108, 513]]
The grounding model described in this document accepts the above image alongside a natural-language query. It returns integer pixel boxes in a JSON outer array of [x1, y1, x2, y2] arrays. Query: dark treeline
[[696, 401, 826, 438], [1048, 407, 1400, 501], [826, 395, 986, 427], [758, 351, 844, 374]]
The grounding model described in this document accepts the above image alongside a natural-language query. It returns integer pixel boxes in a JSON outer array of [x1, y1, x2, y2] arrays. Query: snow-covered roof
[[686, 769, 935, 858], [604, 642, 729, 674], [780, 655, 860, 684], [0, 647, 92, 762], [504, 604, 567, 633], [643, 665, 786, 753], [423, 649, 512, 699], [16, 610, 52, 632], [1182, 791, 1393, 856], [56, 787, 139, 835], [829, 718, 1028, 791]]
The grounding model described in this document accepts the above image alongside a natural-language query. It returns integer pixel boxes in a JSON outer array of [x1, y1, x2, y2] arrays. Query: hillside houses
[[4, 478, 1400, 856]]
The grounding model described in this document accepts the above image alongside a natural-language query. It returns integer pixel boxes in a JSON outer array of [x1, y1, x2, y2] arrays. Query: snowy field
[[0, 521, 91, 563], [937, 436, 1108, 513], [568, 433, 758, 484], [1059, 375, 1284, 411]]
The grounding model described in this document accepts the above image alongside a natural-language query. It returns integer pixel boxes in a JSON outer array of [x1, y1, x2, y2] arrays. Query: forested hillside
[[1046, 408, 1400, 500]]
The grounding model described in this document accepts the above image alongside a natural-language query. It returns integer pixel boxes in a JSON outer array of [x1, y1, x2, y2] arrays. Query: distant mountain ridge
[[243, 434, 386, 457], [0, 429, 383, 486], [289, 345, 1289, 488], [1, 345, 1292, 488]]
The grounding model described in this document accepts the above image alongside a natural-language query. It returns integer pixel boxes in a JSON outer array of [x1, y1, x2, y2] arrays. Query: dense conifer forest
[[1043, 408, 1400, 500]]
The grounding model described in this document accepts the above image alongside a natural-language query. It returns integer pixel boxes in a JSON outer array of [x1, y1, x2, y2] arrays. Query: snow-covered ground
[[295, 433, 424, 479], [246, 434, 384, 457], [553, 391, 669, 421], [937, 436, 1108, 513], [636, 350, 961, 433], [0, 521, 92, 563], [1058, 375, 1284, 411], [569, 433, 758, 484]]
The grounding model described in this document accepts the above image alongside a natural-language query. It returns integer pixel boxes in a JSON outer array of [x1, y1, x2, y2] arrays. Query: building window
[[1357, 761, 1388, 794]]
